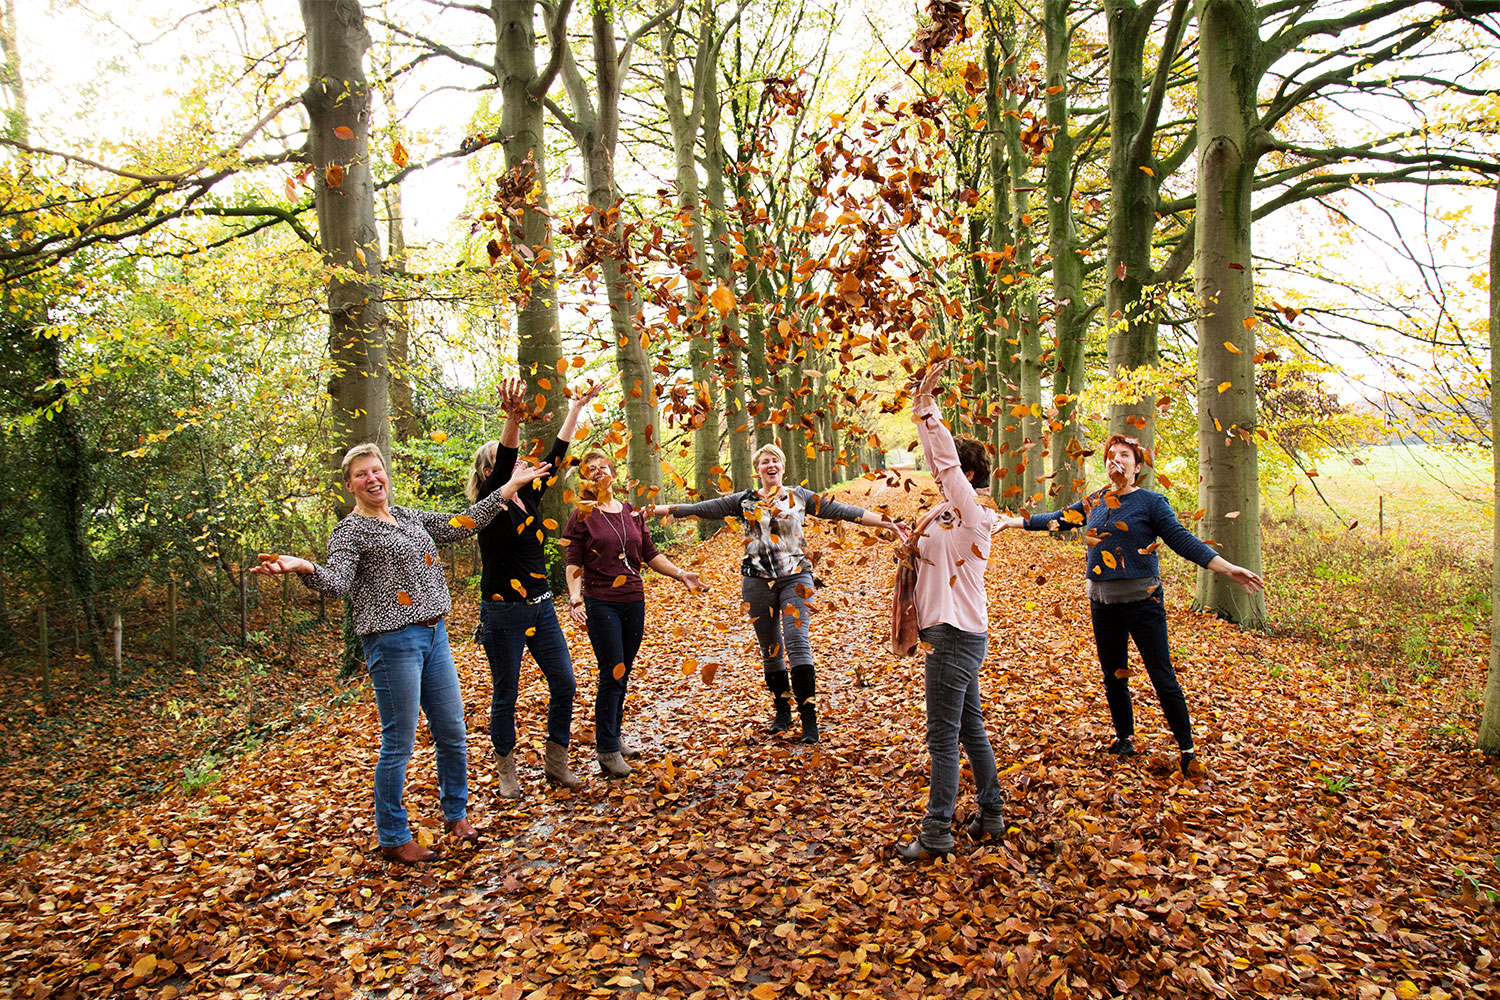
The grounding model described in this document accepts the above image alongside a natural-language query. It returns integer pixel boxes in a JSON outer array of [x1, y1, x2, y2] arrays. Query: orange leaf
[[710, 285, 736, 314], [613, 662, 627, 680], [334, 125, 355, 140], [681, 657, 698, 676], [450, 514, 477, 529], [543, 518, 559, 530], [325, 163, 344, 188], [1217, 381, 1232, 394], [611, 575, 627, 588], [1223, 341, 1242, 354], [1242, 316, 1257, 329], [1100, 550, 1117, 569], [1192, 508, 1206, 521], [537, 377, 552, 391], [392, 141, 409, 167], [396, 592, 413, 606], [702, 662, 719, 685]]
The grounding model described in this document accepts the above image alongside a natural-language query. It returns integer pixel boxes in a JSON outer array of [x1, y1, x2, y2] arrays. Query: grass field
[[1262, 443, 1493, 556]]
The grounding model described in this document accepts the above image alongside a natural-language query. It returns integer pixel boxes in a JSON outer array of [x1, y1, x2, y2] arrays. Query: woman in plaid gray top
[[253, 443, 550, 864], [650, 444, 906, 744]]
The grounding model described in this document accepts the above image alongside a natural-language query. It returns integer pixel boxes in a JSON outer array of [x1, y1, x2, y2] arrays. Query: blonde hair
[[340, 443, 385, 484], [465, 440, 500, 502], [751, 443, 786, 468]]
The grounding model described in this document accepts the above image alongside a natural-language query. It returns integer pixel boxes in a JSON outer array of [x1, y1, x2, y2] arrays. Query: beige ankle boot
[[496, 751, 522, 799], [543, 740, 584, 788], [597, 750, 632, 780]]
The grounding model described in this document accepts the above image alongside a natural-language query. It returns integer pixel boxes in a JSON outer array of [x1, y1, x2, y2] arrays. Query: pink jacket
[[912, 401, 996, 634]]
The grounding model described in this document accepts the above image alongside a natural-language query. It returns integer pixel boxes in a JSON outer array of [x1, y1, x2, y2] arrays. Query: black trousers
[[1089, 590, 1194, 751]]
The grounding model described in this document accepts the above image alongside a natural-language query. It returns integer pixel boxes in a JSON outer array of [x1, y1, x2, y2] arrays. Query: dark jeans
[[584, 598, 646, 753], [741, 571, 814, 672], [1089, 591, 1194, 751], [359, 621, 468, 847], [920, 624, 1002, 841], [479, 598, 576, 756]]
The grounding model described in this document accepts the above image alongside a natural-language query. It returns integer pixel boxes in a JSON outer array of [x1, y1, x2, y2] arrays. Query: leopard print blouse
[[301, 488, 510, 636]]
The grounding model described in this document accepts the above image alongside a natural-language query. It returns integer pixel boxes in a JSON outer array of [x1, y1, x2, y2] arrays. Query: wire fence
[[0, 539, 484, 709]]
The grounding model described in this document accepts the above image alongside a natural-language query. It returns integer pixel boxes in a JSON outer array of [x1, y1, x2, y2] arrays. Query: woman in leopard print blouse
[[253, 443, 551, 865]]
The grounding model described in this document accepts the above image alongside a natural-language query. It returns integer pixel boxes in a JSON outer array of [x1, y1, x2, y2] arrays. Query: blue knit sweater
[[1025, 488, 1217, 580]]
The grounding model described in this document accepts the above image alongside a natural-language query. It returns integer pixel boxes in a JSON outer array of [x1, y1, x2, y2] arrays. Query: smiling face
[[1105, 442, 1140, 486], [755, 450, 784, 489], [581, 455, 615, 484], [346, 453, 389, 510]]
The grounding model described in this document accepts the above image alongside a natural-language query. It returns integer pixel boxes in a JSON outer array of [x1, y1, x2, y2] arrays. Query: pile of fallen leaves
[[2, 474, 1498, 1000]]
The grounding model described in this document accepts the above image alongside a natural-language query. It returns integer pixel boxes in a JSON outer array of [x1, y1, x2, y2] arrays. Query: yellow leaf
[[430, 430, 448, 443], [1222, 341, 1241, 354], [393, 141, 409, 167], [1217, 381, 1232, 393], [543, 518, 559, 530], [132, 955, 157, 978], [450, 514, 477, 529], [1100, 550, 1117, 569], [525, 627, 537, 637], [1395, 983, 1419, 1000]]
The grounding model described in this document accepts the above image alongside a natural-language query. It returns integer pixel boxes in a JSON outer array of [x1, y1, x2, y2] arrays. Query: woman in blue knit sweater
[[997, 434, 1263, 775]]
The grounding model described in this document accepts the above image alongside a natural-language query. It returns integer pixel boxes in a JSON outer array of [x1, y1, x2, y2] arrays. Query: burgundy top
[[562, 502, 662, 602]]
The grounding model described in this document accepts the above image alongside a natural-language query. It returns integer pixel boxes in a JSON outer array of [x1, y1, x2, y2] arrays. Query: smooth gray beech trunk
[[1192, 0, 1264, 626], [660, 8, 721, 526], [1044, 0, 1087, 508], [494, 0, 568, 527], [302, 0, 388, 490], [552, 5, 664, 505], [1481, 185, 1500, 756]]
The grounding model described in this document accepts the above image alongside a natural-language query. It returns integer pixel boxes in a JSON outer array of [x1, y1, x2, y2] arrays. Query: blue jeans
[[741, 571, 815, 672], [920, 624, 1001, 835], [479, 598, 576, 756], [584, 598, 646, 753], [360, 620, 469, 848], [1090, 590, 1194, 751]]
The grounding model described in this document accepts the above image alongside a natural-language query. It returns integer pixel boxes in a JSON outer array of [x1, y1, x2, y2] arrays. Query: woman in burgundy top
[[564, 452, 703, 778]]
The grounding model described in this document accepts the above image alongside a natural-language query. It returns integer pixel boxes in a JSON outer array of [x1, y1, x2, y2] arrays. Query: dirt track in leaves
[[2, 474, 1498, 1000]]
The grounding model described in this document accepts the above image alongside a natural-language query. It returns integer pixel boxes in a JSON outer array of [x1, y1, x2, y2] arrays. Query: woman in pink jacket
[[896, 359, 1006, 861]]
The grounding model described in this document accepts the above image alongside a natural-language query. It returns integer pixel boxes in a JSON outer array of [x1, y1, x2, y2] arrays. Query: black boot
[[765, 670, 792, 733], [966, 805, 1006, 841], [790, 664, 818, 744], [895, 819, 955, 862], [1106, 736, 1136, 758]]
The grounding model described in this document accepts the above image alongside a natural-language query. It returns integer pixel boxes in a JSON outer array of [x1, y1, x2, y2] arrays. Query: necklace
[[600, 506, 637, 575]]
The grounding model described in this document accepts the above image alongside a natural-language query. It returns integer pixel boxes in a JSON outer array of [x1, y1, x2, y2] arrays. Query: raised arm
[[557, 379, 605, 443], [418, 462, 550, 544], [913, 359, 982, 525]]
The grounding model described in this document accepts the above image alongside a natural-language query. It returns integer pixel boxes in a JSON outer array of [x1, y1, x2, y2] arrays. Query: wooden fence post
[[239, 563, 248, 646], [167, 578, 178, 666], [38, 606, 52, 709], [1378, 494, 1384, 537], [111, 611, 122, 686]]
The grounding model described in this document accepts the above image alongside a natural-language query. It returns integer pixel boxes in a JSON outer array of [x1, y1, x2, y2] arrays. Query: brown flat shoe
[[445, 817, 482, 846], [380, 841, 440, 865]]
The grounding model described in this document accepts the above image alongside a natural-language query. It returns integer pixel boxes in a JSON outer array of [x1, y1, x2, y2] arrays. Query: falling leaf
[[710, 285, 736, 314], [450, 514, 477, 529], [612, 575, 627, 588], [1223, 341, 1241, 354], [702, 662, 719, 685], [393, 140, 409, 167], [396, 592, 413, 606], [1100, 550, 1117, 569], [1242, 316, 1257, 329], [1225, 510, 1241, 519], [430, 430, 448, 443], [324, 163, 344, 188], [334, 125, 355, 140], [613, 663, 627, 680], [1217, 381, 1232, 393]]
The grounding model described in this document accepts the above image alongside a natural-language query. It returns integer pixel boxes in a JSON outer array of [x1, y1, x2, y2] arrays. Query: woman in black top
[[467, 378, 602, 797]]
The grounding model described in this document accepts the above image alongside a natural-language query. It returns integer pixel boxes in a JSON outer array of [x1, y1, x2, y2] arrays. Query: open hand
[[250, 553, 314, 576], [916, 357, 951, 399]]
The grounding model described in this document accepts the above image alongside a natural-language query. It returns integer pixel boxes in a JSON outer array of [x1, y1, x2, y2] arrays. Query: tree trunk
[[494, 0, 567, 526], [1044, 0, 1086, 508], [384, 175, 418, 442], [703, 55, 750, 488], [660, 10, 721, 529], [983, 17, 1021, 501], [1479, 185, 1500, 756], [555, 7, 661, 506], [1000, 13, 1042, 506], [1192, 0, 1265, 627], [302, 0, 389, 495]]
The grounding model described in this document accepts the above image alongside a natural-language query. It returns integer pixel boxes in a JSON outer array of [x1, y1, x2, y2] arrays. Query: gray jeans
[[921, 624, 1002, 840], [741, 571, 814, 672]]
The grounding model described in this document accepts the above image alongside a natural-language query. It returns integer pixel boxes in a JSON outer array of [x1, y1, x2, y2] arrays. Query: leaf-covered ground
[[3, 475, 1499, 1000]]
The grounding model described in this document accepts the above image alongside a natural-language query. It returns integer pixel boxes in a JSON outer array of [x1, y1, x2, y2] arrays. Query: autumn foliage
[[2, 475, 1498, 1000]]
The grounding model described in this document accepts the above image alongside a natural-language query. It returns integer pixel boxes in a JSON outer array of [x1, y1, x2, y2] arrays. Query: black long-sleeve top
[[476, 436, 571, 602]]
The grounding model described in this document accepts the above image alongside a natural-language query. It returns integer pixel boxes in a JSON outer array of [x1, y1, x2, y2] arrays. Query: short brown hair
[[580, 450, 617, 476], [1101, 433, 1151, 482], [954, 436, 990, 486]]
